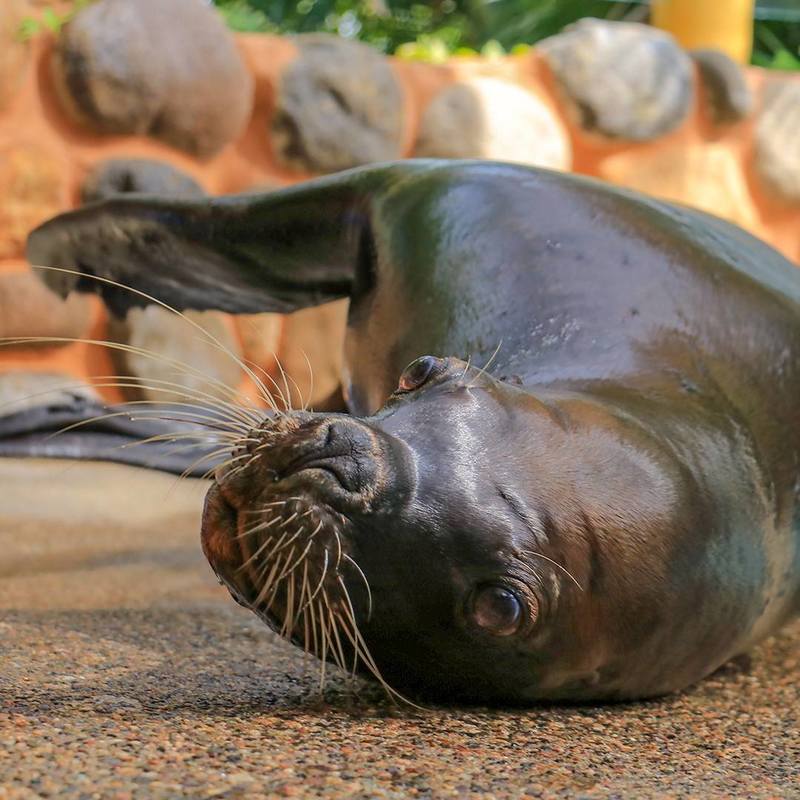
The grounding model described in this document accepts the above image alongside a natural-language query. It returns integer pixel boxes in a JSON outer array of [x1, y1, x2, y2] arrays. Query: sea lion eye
[[468, 584, 524, 637], [397, 356, 442, 393]]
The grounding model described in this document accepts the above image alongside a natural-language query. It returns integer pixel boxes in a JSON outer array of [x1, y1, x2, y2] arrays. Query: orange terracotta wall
[[1, 14, 799, 408]]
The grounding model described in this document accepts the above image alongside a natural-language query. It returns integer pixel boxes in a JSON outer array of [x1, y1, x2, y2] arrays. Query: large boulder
[[272, 35, 404, 174], [539, 19, 693, 141], [80, 158, 205, 204], [414, 77, 571, 170], [755, 80, 800, 204], [52, 0, 253, 157], [690, 48, 753, 126], [277, 300, 349, 410], [112, 306, 245, 406]]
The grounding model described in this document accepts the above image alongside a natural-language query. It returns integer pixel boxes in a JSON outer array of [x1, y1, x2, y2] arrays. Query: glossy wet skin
[[25, 160, 800, 702], [203, 357, 569, 701], [201, 354, 774, 702]]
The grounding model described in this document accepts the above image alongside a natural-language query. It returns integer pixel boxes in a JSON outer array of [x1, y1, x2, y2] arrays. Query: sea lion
[[22, 160, 800, 703]]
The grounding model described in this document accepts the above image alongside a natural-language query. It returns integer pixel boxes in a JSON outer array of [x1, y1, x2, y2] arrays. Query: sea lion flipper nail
[[25, 162, 429, 317]]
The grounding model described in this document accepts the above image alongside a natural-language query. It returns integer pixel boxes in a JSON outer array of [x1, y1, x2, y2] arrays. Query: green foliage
[[212, 0, 800, 70], [215, 0, 277, 33], [16, 0, 799, 71], [752, 20, 800, 70], [16, 0, 94, 40], [212, 0, 643, 54]]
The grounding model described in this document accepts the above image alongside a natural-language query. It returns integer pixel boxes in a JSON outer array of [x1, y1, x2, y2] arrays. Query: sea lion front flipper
[[25, 164, 420, 316], [0, 398, 229, 476]]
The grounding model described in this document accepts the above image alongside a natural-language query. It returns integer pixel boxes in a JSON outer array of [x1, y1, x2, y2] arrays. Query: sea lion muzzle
[[200, 409, 417, 655]]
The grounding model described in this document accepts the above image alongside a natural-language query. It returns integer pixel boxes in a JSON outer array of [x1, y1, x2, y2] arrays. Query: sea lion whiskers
[[281, 567, 297, 639], [322, 588, 352, 679], [342, 553, 373, 621], [0, 369, 262, 431], [519, 549, 585, 592], [271, 347, 295, 413], [465, 340, 503, 390], [277, 525, 320, 581], [1, 333, 270, 417], [236, 523, 289, 572], [253, 498, 304, 508], [291, 538, 320, 627], [178, 448, 249, 485], [29, 265, 281, 414], [317, 600, 331, 692], [112, 403, 255, 436], [235, 512, 282, 540], [272, 529, 311, 583], [233, 521, 279, 544], [458, 354, 472, 381], [43, 408, 246, 445], [333, 529, 343, 568], [335, 576, 423, 708], [244, 354, 291, 414], [252, 547, 296, 607], [306, 547, 330, 609], [300, 559, 312, 654], [301, 350, 314, 412]]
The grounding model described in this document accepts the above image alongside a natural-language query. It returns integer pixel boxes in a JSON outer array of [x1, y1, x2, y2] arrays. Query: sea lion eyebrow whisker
[[519, 550, 584, 592], [498, 486, 584, 591], [466, 340, 503, 389]]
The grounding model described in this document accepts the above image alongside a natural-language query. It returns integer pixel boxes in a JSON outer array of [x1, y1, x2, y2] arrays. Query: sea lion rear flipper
[[25, 165, 415, 316]]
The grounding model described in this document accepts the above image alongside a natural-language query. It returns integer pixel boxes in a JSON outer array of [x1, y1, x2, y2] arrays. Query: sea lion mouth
[[198, 411, 420, 699], [199, 412, 404, 667], [202, 480, 361, 645]]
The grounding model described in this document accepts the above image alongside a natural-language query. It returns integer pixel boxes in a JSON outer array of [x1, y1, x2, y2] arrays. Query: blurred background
[[210, 0, 800, 69], [1, 0, 799, 417]]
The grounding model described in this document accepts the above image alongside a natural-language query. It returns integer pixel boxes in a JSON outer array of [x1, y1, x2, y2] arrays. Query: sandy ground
[[0, 458, 798, 799]]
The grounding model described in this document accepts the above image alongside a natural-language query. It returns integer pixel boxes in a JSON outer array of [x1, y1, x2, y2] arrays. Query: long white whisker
[[520, 550, 584, 591]]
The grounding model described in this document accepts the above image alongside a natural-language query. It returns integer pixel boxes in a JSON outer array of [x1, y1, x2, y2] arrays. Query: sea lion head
[[202, 355, 682, 703]]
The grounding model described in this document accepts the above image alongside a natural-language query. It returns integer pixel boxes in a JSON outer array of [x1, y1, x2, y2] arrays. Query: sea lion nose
[[287, 417, 380, 495]]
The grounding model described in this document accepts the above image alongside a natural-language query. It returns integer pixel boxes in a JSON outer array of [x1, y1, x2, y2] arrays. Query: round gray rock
[[112, 306, 245, 406], [691, 48, 753, 126], [414, 77, 571, 169], [272, 34, 404, 174], [755, 80, 800, 203], [539, 19, 692, 141], [52, 0, 253, 157], [81, 158, 206, 204]]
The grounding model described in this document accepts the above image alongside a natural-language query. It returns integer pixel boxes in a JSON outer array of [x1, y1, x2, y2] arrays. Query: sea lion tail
[[26, 163, 421, 316]]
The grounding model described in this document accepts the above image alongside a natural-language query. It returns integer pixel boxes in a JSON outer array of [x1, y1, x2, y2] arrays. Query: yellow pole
[[650, 0, 756, 64]]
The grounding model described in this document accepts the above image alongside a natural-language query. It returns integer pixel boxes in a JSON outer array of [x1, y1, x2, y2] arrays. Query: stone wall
[[1, 0, 799, 410]]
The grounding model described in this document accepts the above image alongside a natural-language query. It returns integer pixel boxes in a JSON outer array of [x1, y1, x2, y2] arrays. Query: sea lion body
[[22, 161, 800, 702]]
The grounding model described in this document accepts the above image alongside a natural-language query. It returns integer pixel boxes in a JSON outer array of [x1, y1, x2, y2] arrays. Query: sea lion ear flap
[[26, 181, 367, 317]]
